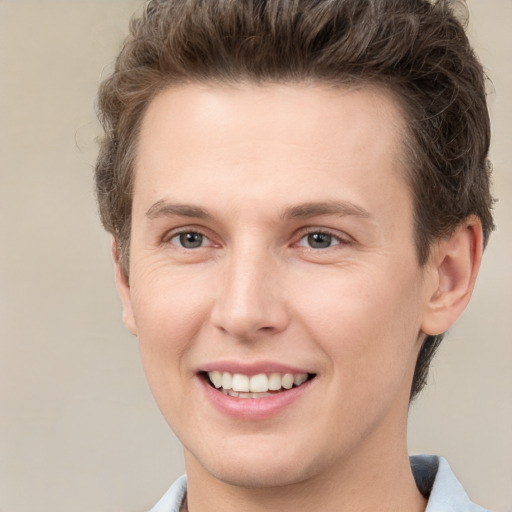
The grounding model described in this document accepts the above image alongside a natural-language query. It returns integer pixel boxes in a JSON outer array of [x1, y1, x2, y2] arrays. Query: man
[[95, 1, 494, 510]]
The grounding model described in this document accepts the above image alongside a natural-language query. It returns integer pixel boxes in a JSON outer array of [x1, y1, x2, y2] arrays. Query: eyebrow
[[281, 200, 372, 220], [145, 199, 371, 221], [146, 200, 212, 220]]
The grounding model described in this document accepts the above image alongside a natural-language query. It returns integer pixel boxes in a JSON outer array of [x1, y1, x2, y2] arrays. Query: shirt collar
[[150, 456, 491, 511], [410, 454, 491, 512]]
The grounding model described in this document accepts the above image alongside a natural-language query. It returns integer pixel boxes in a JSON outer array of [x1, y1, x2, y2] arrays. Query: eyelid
[[160, 225, 352, 249], [162, 226, 218, 247], [293, 227, 352, 247]]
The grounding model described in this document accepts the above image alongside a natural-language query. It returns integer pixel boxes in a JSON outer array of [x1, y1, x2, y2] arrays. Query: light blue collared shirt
[[149, 455, 492, 512]]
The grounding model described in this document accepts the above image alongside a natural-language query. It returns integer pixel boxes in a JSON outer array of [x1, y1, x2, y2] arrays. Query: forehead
[[134, 82, 411, 223], [137, 82, 406, 160]]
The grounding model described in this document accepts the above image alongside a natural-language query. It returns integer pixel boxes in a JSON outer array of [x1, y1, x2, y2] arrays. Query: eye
[[297, 231, 342, 249], [170, 231, 209, 249]]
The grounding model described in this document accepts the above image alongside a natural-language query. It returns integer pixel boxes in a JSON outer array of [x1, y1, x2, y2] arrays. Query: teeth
[[294, 373, 308, 386], [249, 373, 268, 393], [232, 373, 250, 392], [210, 371, 222, 388], [207, 371, 309, 394], [268, 372, 282, 391], [223, 389, 273, 398], [221, 372, 232, 390], [282, 373, 294, 389]]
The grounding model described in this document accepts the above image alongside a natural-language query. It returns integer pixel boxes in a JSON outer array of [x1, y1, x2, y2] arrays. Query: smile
[[206, 371, 311, 398]]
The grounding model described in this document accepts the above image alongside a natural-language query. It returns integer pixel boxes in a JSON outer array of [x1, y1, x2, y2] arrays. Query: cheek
[[292, 263, 424, 382], [129, 263, 214, 389], [131, 257, 214, 330]]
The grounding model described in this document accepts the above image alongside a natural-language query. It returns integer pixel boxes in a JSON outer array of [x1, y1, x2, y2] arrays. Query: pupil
[[180, 232, 203, 248], [308, 233, 331, 248]]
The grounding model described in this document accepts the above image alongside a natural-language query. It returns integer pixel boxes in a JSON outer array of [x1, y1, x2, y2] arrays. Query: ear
[[112, 237, 137, 335], [421, 216, 483, 336]]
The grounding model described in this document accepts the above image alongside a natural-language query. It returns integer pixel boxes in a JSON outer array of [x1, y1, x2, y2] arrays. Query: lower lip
[[200, 376, 314, 420]]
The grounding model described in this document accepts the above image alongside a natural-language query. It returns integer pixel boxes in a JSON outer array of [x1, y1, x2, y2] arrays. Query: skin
[[115, 83, 482, 512]]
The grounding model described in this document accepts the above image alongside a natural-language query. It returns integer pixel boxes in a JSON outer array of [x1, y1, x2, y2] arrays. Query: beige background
[[0, 1, 510, 511]]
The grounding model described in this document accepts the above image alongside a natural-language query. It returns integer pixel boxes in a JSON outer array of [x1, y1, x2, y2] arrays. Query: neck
[[183, 430, 426, 512]]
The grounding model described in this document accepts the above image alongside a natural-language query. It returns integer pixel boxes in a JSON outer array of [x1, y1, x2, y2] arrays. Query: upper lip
[[199, 360, 314, 376]]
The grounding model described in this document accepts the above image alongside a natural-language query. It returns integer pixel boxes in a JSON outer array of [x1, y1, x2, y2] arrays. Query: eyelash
[[164, 228, 349, 250], [166, 229, 214, 249], [295, 229, 349, 250]]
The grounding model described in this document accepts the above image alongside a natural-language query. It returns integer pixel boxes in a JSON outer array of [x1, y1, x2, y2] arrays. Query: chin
[[185, 435, 326, 489], [207, 459, 312, 489]]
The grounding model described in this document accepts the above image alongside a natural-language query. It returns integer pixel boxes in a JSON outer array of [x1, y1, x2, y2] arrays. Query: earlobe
[[112, 237, 138, 336], [421, 217, 483, 336]]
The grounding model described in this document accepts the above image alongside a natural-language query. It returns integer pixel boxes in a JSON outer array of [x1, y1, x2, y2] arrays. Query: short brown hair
[[95, 0, 494, 400]]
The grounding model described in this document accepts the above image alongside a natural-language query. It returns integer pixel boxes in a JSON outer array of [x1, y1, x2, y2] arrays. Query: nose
[[210, 245, 290, 340]]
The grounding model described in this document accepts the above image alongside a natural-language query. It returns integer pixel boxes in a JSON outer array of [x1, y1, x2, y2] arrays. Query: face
[[119, 83, 435, 488]]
